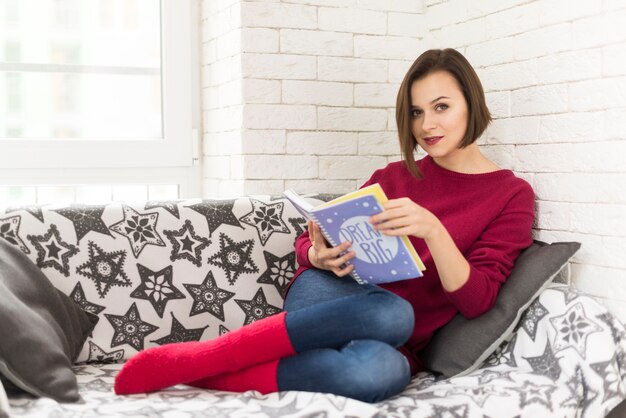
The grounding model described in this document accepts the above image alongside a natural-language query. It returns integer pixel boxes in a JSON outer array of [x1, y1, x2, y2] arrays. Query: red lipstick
[[423, 136, 443, 145]]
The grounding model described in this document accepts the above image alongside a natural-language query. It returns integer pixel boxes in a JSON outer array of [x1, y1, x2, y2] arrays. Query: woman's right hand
[[307, 220, 355, 277]]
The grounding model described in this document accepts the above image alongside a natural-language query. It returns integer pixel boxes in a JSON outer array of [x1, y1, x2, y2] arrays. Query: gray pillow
[[0, 239, 98, 402], [420, 240, 581, 378]]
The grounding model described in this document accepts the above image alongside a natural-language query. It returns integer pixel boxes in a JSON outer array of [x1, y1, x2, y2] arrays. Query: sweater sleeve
[[444, 183, 535, 319], [295, 229, 314, 269]]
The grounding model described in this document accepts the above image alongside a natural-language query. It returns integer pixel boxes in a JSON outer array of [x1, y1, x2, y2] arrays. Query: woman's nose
[[421, 113, 436, 131]]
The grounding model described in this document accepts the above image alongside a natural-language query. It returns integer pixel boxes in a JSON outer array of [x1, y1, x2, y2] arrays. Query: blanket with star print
[[7, 284, 626, 418]]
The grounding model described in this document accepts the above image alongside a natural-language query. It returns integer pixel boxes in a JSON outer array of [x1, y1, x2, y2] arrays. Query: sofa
[[1, 194, 625, 418]]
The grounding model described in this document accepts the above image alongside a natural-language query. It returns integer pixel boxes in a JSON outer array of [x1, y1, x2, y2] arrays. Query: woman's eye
[[410, 109, 422, 117], [435, 103, 448, 111]]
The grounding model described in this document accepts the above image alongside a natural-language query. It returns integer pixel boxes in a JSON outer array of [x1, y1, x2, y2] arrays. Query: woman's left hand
[[369, 197, 442, 241]]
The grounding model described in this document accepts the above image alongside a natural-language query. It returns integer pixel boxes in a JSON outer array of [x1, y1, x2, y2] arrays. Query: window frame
[[0, 0, 196, 170]]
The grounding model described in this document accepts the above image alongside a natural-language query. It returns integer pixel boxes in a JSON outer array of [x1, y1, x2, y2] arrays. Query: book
[[283, 184, 425, 285]]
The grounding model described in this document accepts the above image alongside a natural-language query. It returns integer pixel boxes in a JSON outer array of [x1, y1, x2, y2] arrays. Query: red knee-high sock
[[189, 359, 281, 395], [114, 312, 295, 395]]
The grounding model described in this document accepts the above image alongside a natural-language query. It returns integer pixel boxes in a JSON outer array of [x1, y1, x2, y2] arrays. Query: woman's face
[[410, 70, 469, 164]]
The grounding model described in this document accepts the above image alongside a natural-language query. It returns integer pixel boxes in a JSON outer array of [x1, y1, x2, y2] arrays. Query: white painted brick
[[318, 7, 386, 35], [534, 173, 626, 204], [388, 60, 414, 83], [478, 60, 538, 92], [286, 131, 358, 155], [241, 129, 286, 154], [486, 117, 540, 145], [536, 49, 602, 85], [217, 80, 243, 107], [572, 264, 626, 301], [354, 83, 398, 107], [514, 143, 569, 172], [485, 91, 510, 119], [354, 35, 423, 60], [466, 0, 532, 20], [204, 106, 243, 133], [201, 178, 222, 198], [513, 23, 572, 61], [205, 9, 233, 40], [241, 2, 317, 29], [479, 145, 518, 171], [571, 203, 626, 237], [280, 29, 353, 57], [202, 40, 217, 65], [207, 57, 237, 85], [216, 180, 245, 198], [539, 0, 601, 26], [242, 78, 281, 104], [602, 9, 626, 44], [603, 44, 626, 77], [534, 230, 626, 270], [318, 57, 388, 82], [604, 108, 626, 140], [357, 0, 422, 13], [243, 155, 318, 179], [571, 140, 626, 173], [571, 16, 606, 50], [318, 107, 388, 131], [282, 0, 355, 6], [203, 131, 242, 156], [319, 156, 387, 179], [570, 77, 626, 112], [241, 28, 279, 53], [230, 154, 245, 179], [535, 200, 570, 232], [284, 179, 357, 195], [387, 108, 398, 131], [243, 104, 316, 129], [604, 0, 626, 12], [514, 141, 626, 173], [216, 30, 241, 60], [241, 179, 285, 196], [484, 2, 542, 40], [242, 53, 317, 80], [539, 112, 604, 143], [466, 38, 514, 67], [282, 80, 353, 106], [202, 86, 220, 110], [358, 132, 401, 155], [388, 13, 427, 38], [510, 84, 568, 116], [438, 18, 487, 49], [202, 156, 231, 179], [426, 0, 468, 30]]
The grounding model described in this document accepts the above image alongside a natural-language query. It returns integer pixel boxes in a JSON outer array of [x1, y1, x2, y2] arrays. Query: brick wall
[[201, 0, 425, 197], [200, 0, 626, 320]]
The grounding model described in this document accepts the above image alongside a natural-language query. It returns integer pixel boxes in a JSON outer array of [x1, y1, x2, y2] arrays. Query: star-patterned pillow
[[0, 195, 326, 363], [420, 240, 581, 378]]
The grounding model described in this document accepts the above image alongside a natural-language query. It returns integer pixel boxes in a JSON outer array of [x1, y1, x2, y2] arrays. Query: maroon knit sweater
[[290, 156, 535, 373]]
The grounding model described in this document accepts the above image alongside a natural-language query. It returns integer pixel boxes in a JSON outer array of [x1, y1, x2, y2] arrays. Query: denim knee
[[360, 290, 415, 347], [339, 340, 411, 403], [277, 340, 411, 403]]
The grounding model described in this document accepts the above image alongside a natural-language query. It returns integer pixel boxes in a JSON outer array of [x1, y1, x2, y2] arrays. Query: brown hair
[[395, 48, 491, 178]]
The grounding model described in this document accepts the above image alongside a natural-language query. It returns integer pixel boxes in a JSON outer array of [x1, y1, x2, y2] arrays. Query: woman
[[114, 48, 534, 403]]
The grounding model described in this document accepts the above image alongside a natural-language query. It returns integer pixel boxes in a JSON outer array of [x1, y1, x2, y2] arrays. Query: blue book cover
[[311, 194, 424, 285]]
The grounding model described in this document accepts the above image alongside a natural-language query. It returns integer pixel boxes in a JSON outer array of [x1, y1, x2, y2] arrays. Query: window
[[0, 0, 200, 198]]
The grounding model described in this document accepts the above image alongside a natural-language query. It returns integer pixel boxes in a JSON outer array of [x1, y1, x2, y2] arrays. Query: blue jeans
[[277, 268, 415, 403]]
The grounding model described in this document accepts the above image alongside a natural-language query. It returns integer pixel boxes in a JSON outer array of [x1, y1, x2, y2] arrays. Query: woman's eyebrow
[[412, 96, 451, 108], [430, 96, 450, 104]]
